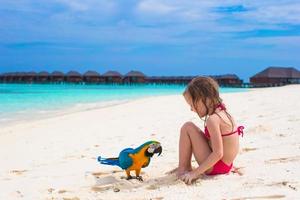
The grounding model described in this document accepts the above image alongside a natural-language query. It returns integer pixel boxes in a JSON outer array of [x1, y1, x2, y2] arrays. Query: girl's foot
[[176, 170, 190, 178], [165, 167, 192, 177], [176, 166, 192, 178]]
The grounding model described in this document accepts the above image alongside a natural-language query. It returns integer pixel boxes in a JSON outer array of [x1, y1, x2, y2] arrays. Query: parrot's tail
[[97, 156, 120, 166]]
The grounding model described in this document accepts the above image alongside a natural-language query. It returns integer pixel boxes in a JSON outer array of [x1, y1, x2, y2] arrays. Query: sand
[[0, 85, 299, 200]]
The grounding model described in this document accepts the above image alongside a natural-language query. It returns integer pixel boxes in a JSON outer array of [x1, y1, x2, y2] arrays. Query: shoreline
[[0, 83, 187, 128], [0, 99, 131, 130], [0, 86, 248, 129], [0, 93, 182, 130]]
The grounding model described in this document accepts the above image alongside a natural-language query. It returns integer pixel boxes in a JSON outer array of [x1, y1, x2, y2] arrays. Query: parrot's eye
[[147, 146, 155, 153]]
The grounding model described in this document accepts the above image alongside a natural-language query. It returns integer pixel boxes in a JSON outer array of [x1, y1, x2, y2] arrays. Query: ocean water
[[0, 84, 246, 125]]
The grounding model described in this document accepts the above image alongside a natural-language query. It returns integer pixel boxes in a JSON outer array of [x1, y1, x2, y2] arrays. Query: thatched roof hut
[[23, 71, 37, 83], [161, 76, 174, 84], [50, 71, 65, 83], [1, 72, 24, 83], [213, 74, 239, 79], [212, 74, 243, 87], [175, 76, 195, 84], [25, 71, 37, 76], [14, 72, 26, 82], [0, 73, 4, 83], [37, 71, 50, 83], [84, 71, 100, 77], [65, 71, 83, 83], [146, 76, 167, 84], [250, 67, 300, 86], [146, 76, 161, 84], [102, 71, 122, 77], [123, 70, 146, 83], [251, 67, 300, 78], [146, 75, 195, 84], [124, 71, 145, 77], [38, 71, 50, 76], [51, 71, 65, 77], [83, 71, 104, 83], [102, 71, 123, 83], [66, 71, 81, 77], [2, 72, 13, 82]]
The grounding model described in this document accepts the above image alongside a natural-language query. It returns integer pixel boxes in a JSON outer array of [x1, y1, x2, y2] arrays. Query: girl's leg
[[178, 122, 212, 176]]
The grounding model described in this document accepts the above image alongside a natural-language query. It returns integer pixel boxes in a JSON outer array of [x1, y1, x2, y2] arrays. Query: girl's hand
[[179, 170, 200, 185]]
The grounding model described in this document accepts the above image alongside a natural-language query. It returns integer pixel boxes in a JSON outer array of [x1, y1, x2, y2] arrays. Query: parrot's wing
[[118, 148, 134, 170]]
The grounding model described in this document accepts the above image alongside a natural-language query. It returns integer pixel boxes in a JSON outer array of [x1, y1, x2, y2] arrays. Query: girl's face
[[184, 93, 207, 118]]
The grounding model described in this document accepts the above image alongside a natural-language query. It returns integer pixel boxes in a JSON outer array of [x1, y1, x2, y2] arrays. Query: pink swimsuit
[[204, 103, 244, 176]]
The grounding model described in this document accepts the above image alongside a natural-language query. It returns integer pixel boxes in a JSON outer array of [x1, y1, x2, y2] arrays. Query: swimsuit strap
[[214, 103, 245, 137], [221, 126, 244, 137]]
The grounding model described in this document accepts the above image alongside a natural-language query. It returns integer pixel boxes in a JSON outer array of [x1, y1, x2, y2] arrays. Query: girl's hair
[[183, 76, 234, 129]]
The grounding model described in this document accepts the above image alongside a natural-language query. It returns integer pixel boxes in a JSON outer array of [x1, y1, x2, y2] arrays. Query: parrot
[[97, 141, 162, 181]]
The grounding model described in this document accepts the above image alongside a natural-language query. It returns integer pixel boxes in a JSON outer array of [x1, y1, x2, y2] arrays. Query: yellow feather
[[127, 145, 150, 171]]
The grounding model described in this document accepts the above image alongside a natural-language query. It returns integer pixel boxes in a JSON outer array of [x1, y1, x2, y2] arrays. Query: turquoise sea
[[0, 84, 247, 125]]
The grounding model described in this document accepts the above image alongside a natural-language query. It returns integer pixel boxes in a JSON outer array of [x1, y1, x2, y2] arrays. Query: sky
[[0, 0, 300, 81]]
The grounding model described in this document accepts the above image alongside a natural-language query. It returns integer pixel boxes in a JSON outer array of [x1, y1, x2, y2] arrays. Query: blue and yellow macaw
[[97, 141, 162, 181]]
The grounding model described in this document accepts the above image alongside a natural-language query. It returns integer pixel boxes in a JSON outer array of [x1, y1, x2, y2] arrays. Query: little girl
[[177, 76, 244, 184]]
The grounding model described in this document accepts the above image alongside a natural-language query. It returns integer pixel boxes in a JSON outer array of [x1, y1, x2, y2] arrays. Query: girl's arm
[[194, 115, 223, 175]]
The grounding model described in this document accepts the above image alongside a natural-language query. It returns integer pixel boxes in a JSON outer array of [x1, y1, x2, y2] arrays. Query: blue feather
[[118, 148, 134, 169], [97, 156, 120, 167]]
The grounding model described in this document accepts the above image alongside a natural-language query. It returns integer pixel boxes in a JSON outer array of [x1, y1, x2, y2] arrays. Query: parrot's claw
[[126, 175, 133, 180], [136, 176, 143, 182]]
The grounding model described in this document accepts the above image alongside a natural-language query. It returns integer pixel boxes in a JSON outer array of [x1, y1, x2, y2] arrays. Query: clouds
[[132, 0, 300, 46], [0, 0, 299, 79], [240, 3, 300, 25], [137, 0, 176, 15], [2, 0, 300, 39], [135, 1, 222, 24], [1, 0, 299, 48], [134, 0, 300, 28]]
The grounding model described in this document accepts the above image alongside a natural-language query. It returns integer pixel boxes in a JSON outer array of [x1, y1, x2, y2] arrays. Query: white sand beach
[[0, 85, 300, 200]]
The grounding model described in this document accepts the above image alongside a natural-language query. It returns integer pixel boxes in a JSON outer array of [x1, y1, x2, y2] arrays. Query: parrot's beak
[[154, 145, 162, 156]]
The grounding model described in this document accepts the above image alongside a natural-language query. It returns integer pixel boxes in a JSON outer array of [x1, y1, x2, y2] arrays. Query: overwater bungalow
[[168, 76, 179, 84], [158, 76, 192, 84], [102, 71, 123, 84], [65, 71, 83, 83], [150, 76, 166, 84], [123, 71, 146, 84], [170, 76, 179, 84], [177, 76, 195, 84], [23, 71, 37, 83], [2, 73, 12, 83], [165, 76, 178, 84], [212, 74, 243, 87], [51, 71, 65, 83], [0, 73, 4, 83], [83, 71, 104, 83], [146, 76, 162, 84], [250, 67, 300, 87], [6, 72, 17, 83], [161, 76, 177, 84], [13, 72, 26, 83], [3, 72, 15, 83], [37, 71, 50, 83]]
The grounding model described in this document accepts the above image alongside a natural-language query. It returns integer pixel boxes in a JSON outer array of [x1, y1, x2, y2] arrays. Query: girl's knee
[[180, 121, 203, 134], [181, 121, 196, 132]]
